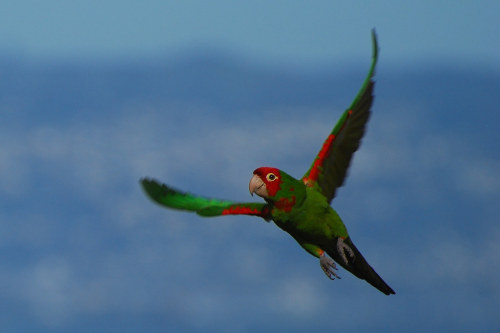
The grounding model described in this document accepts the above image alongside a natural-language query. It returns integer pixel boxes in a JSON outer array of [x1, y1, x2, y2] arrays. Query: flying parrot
[[141, 30, 395, 295]]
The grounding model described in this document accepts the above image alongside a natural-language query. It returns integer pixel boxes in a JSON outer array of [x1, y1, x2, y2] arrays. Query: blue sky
[[0, 2, 499, 332], [1, 1, 499, 69]]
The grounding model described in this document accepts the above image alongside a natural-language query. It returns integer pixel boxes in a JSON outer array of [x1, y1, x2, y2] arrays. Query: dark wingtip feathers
[[140, 177, 169, 204], [140, 177, 157, 196], [371, 28, 378, 65]]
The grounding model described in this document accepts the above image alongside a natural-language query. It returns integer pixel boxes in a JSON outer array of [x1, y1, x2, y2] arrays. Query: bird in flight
[[141, 30, 395, 295]]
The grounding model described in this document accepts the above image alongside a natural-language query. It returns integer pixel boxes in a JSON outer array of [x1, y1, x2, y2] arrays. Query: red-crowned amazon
[[141, 30, 395, 295]]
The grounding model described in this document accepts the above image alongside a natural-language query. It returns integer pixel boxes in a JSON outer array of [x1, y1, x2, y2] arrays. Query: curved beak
[[249, 174, 268, 198]]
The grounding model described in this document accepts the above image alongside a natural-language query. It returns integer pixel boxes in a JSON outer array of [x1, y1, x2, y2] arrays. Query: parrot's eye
[[266, 173, 277, 181]]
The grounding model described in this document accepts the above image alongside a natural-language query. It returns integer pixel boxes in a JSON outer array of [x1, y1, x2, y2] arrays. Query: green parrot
[[141, 30, 395, 295]]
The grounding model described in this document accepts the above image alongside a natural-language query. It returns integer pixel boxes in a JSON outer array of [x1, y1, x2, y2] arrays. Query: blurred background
[[1, 1, 499, 332]]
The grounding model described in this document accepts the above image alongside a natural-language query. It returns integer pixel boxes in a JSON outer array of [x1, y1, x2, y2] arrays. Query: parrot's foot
[[320, 253, 341, 280], [337, 238, 355, 265]]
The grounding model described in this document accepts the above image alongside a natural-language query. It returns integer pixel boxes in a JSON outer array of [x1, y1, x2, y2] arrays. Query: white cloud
[[272, 276, 326, 317], [456, 159, 500, 196], [22, 256, 75, 326]]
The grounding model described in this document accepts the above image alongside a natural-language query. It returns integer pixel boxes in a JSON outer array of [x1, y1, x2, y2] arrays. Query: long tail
[[327, 237, 395, 295]]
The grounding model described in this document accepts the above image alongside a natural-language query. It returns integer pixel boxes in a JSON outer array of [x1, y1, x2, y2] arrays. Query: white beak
[[249, 174, 268, 198]]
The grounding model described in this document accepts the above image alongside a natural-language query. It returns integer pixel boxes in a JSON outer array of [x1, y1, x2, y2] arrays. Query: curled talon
[[337, 237, 355, 265], [320, 253, 341, 280]]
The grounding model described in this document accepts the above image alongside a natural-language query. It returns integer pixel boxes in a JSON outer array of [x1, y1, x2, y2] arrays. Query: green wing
[[302, 29, 378, 203], [141, 178, 271, 219]]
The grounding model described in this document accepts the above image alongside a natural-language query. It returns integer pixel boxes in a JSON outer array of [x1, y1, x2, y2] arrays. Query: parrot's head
[[249, 167, 282, 199], [249, 167, 305, 205]]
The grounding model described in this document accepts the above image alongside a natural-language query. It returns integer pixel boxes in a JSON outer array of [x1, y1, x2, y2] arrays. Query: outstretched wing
[[302, 29, 378, 203], [141, 178, 271, 219]]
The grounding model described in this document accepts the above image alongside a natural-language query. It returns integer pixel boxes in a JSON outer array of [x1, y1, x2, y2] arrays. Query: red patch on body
[[274, 195, 296, 212]]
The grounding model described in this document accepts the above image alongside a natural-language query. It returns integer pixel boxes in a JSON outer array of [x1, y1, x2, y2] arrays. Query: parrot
[[141, 29, 395, 295]]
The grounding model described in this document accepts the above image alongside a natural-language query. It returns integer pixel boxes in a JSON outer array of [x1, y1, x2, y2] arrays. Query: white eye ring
[[266, 173, 277, 181]]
